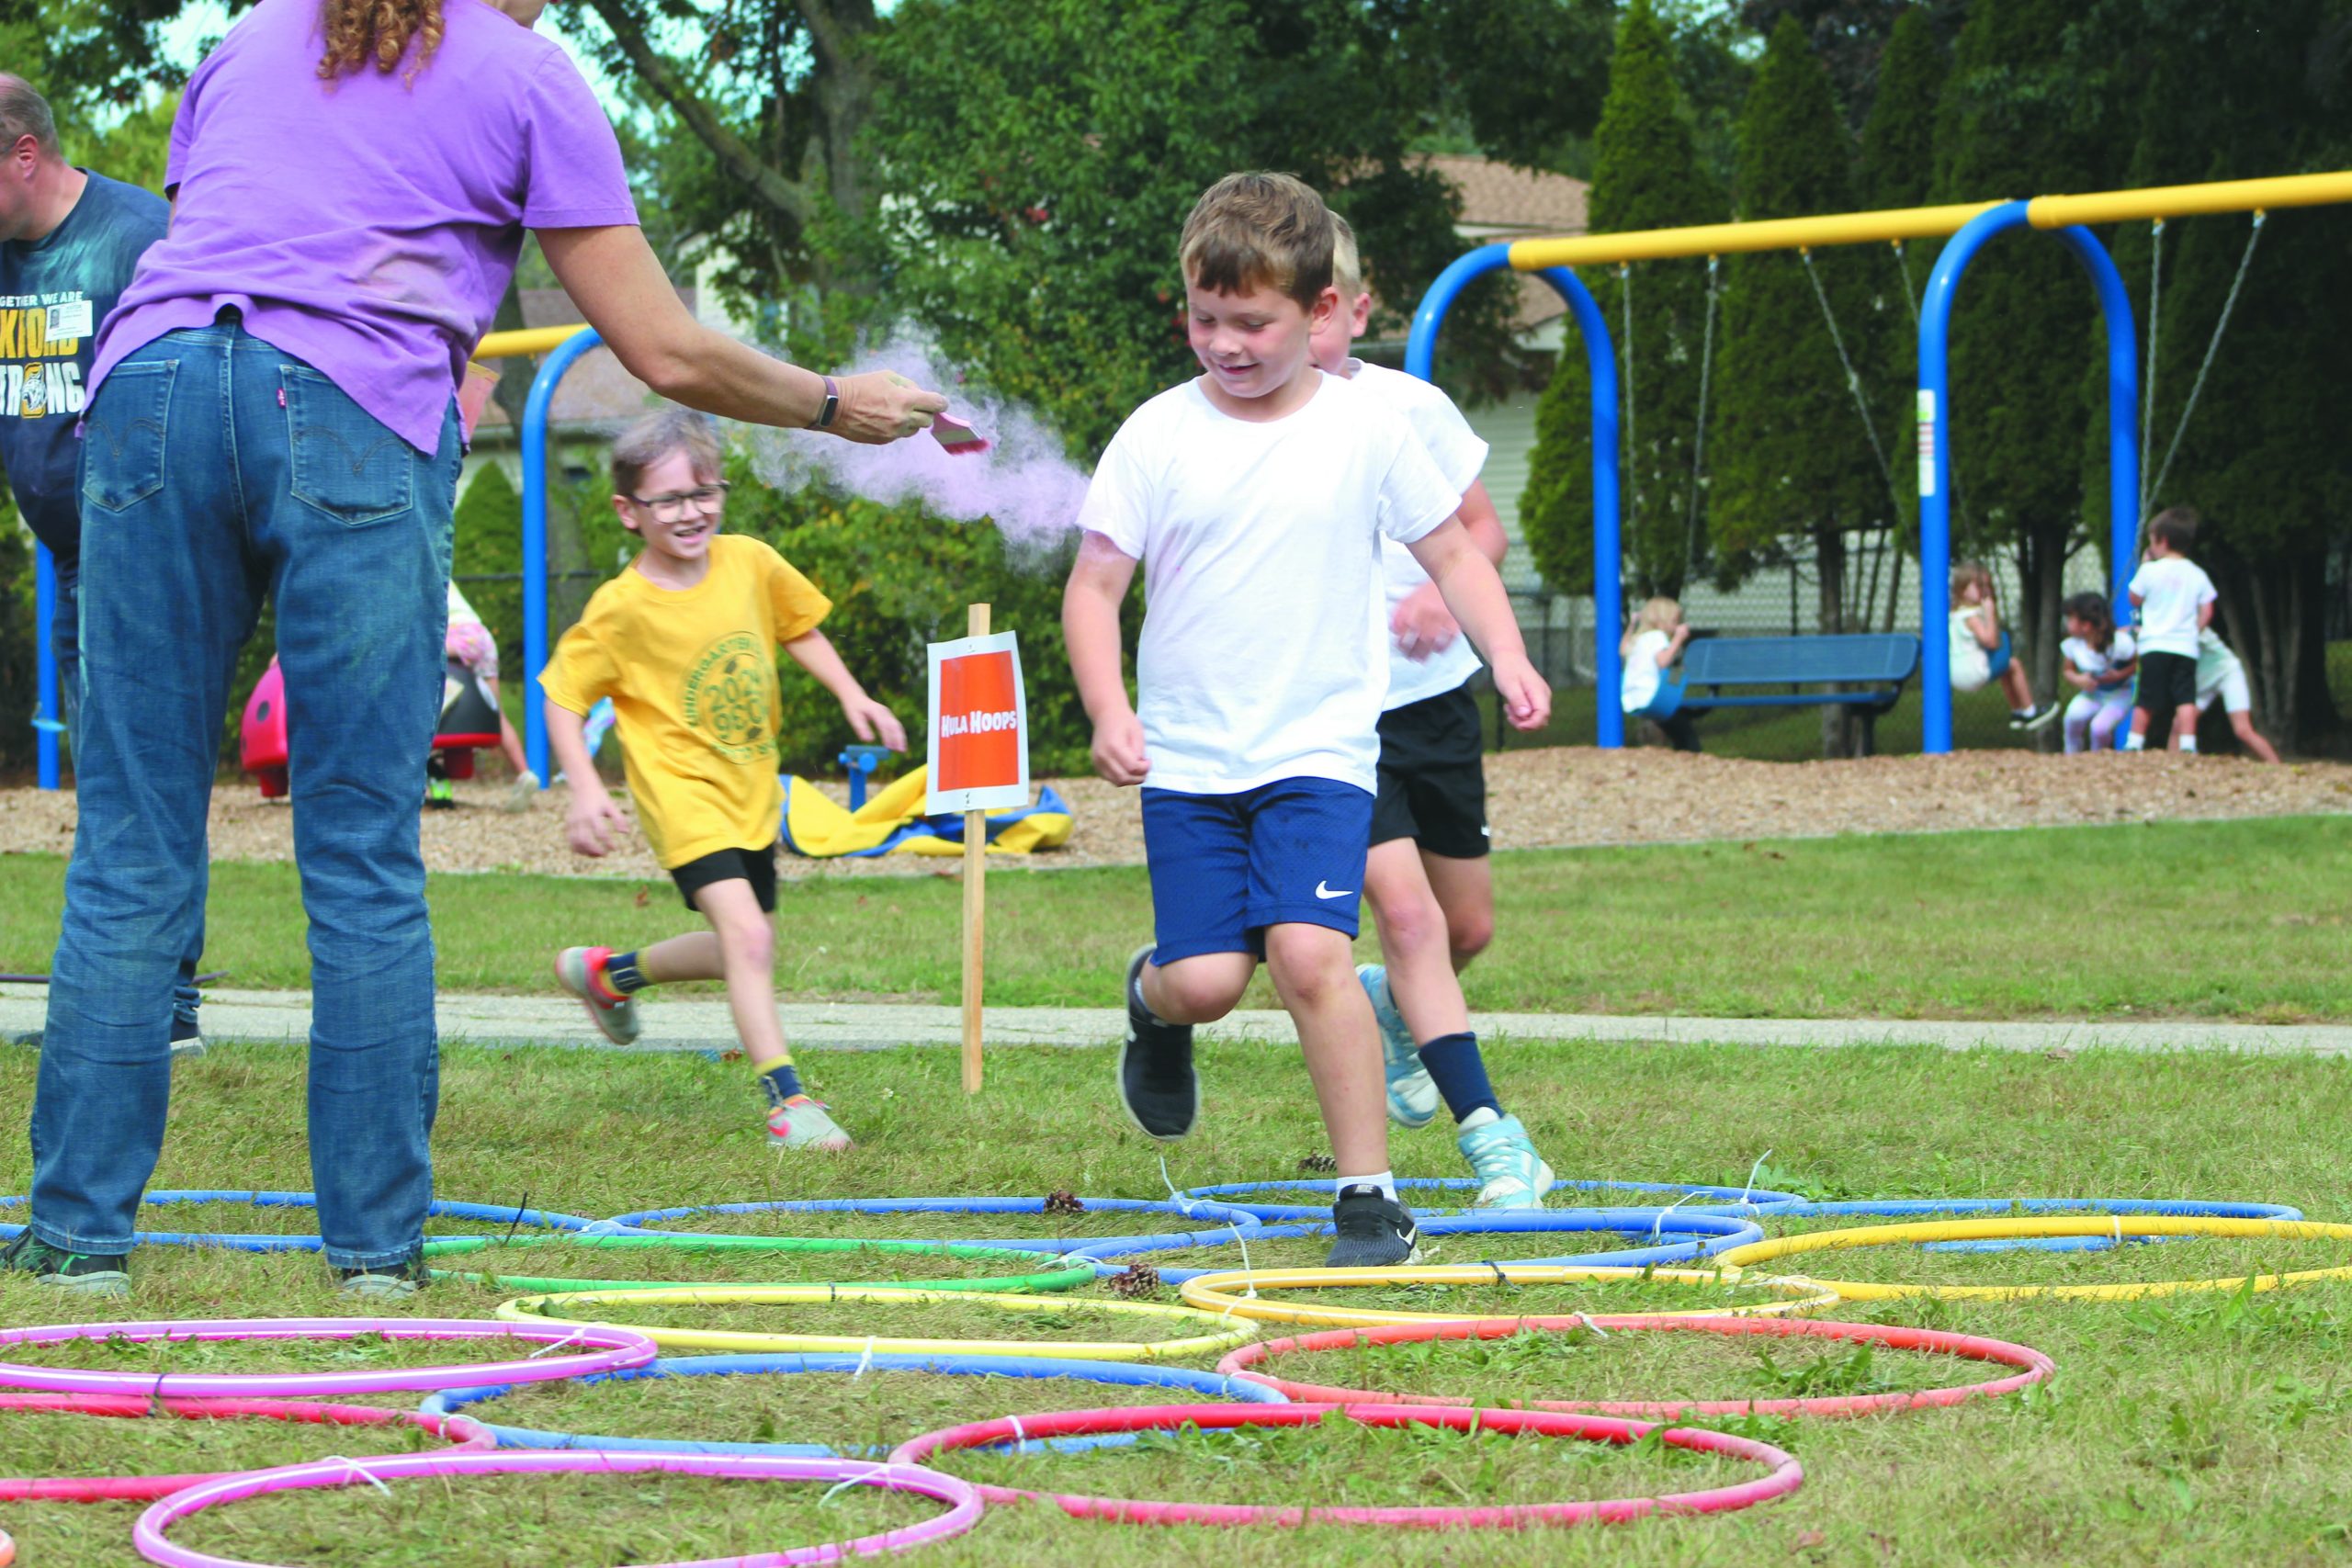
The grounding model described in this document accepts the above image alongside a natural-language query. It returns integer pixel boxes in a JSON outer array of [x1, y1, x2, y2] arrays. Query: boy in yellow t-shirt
[[539, 409, 905, 1150]]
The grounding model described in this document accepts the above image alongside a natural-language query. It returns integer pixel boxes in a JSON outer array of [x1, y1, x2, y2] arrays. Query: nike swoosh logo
[[1315, 881, 1353, 900]]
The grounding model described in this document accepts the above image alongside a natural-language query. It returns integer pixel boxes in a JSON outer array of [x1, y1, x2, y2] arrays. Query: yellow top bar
[[1505, 169, 2352, 270], [2026, 171, 2352, 228], [1508, 203, 2000, 269], [472, 323, 592, 359]]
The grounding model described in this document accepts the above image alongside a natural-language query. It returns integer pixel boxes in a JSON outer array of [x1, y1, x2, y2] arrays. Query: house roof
[[470, 287, 698, 438], [1373, 155, 1589, 340]]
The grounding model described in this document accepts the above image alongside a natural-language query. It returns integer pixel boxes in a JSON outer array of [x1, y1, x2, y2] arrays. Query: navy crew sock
[[603, 950, 650, 994], [756, 1060, 807, 1109], [1416, 1032, 1501, 1124]]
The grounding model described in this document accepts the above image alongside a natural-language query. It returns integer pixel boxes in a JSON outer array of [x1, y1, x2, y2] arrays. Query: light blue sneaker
[[1357, 964, 1437, 1129], [1459, 1113, 1555, 1210]]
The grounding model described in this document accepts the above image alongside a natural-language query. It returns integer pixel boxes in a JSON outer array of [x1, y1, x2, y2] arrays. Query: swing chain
[[2146, 209, 2267, 520], [1682, 254, 1720, 586], [2139, 218, 2164, 528], [1800, 247, 1905, 519], [1618, 263, 1637, 546]]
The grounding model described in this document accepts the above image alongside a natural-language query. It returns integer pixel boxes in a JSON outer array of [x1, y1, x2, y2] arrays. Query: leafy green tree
[[1858, 6, 1945, 307], [1521, 0, 1728, 600], [1710, 15, 1894, 705], [1931, 0, 2111, 706], [1735, 0, 1968, 129]]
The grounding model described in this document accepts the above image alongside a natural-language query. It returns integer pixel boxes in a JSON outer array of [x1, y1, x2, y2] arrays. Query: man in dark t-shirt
[[1, 74, 204, 1054]]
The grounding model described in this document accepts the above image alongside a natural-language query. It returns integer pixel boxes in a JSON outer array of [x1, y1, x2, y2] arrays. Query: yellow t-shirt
[[539, 535, 831, 868]]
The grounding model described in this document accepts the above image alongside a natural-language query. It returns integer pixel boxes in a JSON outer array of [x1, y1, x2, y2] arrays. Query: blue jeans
[[30, 321, 458, 1269], [52, 552, 206, 1032]]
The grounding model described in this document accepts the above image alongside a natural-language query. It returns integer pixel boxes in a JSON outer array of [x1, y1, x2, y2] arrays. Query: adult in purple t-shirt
[[10, 0, 944, 1299]]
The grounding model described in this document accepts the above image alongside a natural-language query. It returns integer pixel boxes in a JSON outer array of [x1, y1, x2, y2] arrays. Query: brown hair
[[611, 407, 723, 497], [1951, 560, 1994, 602], [1179, 172, 1333, 310], [2150, 505, 2199, 554], [318, 0, 445, 82], [1329, 212, 1364, 298], [2063, 591, 2115, 650]]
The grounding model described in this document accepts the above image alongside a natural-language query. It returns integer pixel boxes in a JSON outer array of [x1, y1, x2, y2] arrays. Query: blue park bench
[[1663, 632, 1923, 757]]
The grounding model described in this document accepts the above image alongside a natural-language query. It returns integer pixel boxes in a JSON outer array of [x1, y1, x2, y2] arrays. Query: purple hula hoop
[[0, 1317, 654, 1399], [133, 1449, 982, 1568]]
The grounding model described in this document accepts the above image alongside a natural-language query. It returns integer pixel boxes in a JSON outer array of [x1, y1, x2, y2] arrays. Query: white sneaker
[[768, 1096, 853, 1151], [555, 946, 641, 1045], [1359, 964, 1438, 1129]]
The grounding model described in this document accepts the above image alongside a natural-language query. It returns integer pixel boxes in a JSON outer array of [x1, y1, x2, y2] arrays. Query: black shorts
[[2136, 650, 2199, 715], [669, 840, 779, 913], [1370, 683, 1489, 858]]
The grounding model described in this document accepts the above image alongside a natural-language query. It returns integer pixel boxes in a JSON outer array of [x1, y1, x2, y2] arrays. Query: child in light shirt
[[1063, 173, 1549, 1267], [2057, 592, 2136, 754], [2125, 507, 2218, 752]]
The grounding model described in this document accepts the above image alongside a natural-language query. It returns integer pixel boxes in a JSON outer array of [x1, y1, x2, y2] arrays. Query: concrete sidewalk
[[5, 982, 2347, 1057]]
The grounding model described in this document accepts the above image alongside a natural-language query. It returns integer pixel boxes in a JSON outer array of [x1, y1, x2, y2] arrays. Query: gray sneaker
[[169, 1015, 207, 1059], [556, 946, 641, 1045], [0, 1231, 131, 1297]]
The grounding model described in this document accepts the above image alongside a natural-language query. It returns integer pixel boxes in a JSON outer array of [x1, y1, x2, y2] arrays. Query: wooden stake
[[961, 602, 990, 1094]]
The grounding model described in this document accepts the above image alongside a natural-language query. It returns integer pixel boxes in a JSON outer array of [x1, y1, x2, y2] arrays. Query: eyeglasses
[[628, 482, 730, 523]]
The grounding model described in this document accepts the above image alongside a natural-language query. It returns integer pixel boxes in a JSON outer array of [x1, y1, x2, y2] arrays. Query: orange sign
[[926, 630, 1029, 813]]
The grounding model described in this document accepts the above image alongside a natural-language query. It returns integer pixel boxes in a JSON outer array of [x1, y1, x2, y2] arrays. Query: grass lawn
[[3, 814, 2346, 1020], [10, 1037, 2352, 1563]]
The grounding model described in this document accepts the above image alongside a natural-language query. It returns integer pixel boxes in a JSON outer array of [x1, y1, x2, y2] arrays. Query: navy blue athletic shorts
[[1140, 778, 1373, 963]]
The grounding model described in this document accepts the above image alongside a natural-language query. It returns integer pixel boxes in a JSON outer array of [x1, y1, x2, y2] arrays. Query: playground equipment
[[237, 657, 505, 800], [1405, 170, 2352, 754]]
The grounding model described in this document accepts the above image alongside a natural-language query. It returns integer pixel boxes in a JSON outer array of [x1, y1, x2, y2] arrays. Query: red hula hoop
[[0, 1392, 493, 1503], [888, 1401, 1802, 1527], [1214, 1314, 2056, 1420]]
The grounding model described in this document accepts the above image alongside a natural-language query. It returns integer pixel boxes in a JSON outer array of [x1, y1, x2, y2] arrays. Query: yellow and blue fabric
[[779, 764, 1073, 858]]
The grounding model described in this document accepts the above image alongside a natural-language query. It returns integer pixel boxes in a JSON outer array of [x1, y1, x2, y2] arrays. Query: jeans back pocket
[[80, 360, 175, 513], [284, 365, 414, 527]]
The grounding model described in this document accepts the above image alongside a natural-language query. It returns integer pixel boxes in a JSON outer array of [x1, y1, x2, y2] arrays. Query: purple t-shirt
[[91, 0, 637, 454]]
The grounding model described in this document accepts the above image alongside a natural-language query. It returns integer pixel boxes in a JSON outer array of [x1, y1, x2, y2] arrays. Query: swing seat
[[1636, 678, 1686, 723], [1677, 633, 1922, 756]]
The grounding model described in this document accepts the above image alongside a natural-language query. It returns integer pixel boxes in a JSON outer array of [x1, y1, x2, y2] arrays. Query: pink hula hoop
[[132, 1449, 982, 1568], [1215, 1314, 2056, 1420], [888, 1401, 1802, 1528], [0, 1392, 494, 1502], [0, 1317, 653, 1399]]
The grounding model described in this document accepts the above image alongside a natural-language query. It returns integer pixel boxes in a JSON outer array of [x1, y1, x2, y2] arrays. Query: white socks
[[1340, 1169, 1399, 1202], [2123, 731, 2146, 750], [2179, 736, 2198, 753], [1459, 1107, 1502, 1133]]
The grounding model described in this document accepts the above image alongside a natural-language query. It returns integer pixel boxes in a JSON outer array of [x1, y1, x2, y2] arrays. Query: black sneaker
[[169, 1015, 207, 1059], [0, 1230, 131, 1297], [1325, 1186, 1421, 1269], [1117, 945, 1197, 1140], [334, 1249, 431, 1300]]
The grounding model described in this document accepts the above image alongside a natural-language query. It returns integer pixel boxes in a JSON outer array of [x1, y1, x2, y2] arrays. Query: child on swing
[[1621, 597, 1699, 752], [1949, 562, 2060, 731]]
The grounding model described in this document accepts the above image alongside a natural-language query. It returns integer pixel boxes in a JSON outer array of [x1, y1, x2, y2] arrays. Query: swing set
[[1406, 170, 2349, 753]]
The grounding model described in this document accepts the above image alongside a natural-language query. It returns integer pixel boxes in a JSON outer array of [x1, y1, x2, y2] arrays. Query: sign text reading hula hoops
[[925, 630, 1030, 815]]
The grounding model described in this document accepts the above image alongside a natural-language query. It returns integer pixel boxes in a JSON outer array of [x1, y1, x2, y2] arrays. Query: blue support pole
[[34, 541, 60, 789], [1917, 204, 2136, 753], [1406, 245, 1625, 747], [520, 326, 604, 787]]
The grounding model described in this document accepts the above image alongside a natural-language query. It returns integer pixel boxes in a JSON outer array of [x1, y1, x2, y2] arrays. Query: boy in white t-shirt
[[1064, 172, 1551, 1267], [2126, 507, 2218, 752], [1306, 214, 1555, 1210]]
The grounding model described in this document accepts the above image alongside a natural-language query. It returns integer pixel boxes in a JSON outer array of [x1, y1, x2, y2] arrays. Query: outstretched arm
[[783, 629, 906, 751], [1062, 531, 1148, 784], [1405, 518, 1550, 731], [548, 702, 629, 856]]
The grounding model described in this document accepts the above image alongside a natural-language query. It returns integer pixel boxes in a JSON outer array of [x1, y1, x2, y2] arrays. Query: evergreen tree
[[1711, 17, 1891, 625], [2086, 2, 2350, 750], [1931, 0, 2109, 707], [1521, 0, 1728, 602], [1859, 7, 1945, 299]]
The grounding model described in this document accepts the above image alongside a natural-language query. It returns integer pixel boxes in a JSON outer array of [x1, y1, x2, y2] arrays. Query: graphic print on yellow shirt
[[539, 535, 831, 868]]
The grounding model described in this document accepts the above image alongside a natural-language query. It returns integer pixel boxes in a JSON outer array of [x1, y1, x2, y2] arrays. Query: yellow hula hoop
[[1711, 1217, 2352, 1301], [493, 1284, 1258, 1361], [1175, 1264, 1838, 1328]]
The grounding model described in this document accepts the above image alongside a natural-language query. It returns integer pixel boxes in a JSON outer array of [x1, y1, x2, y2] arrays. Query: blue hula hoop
[[0, 1190, 602, 1253], [1181, 1178, 1804, 1224], [601, 1195, 1267, 1255], [420, 1350, 1288, 1459], [1079, 1207, 1765, 1284], [1766, 1197, 2306, 1255]]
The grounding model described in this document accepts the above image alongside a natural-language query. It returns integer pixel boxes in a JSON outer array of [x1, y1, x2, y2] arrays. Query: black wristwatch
[[808, 375, 840, 430]]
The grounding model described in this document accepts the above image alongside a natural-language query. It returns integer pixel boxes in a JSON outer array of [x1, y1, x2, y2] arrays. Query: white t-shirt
[[1621, 628, 1669, 713], [1077, 372, 1461, 795], [1949, 607, 1993, 692], [2061, 627, 2137, 691], [1344, 361, 1490, 712], [2128, 555, 2217, 657]]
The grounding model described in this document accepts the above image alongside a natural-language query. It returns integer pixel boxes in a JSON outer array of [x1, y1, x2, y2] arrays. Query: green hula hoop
[[420, 1232, 1096, 1296]]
